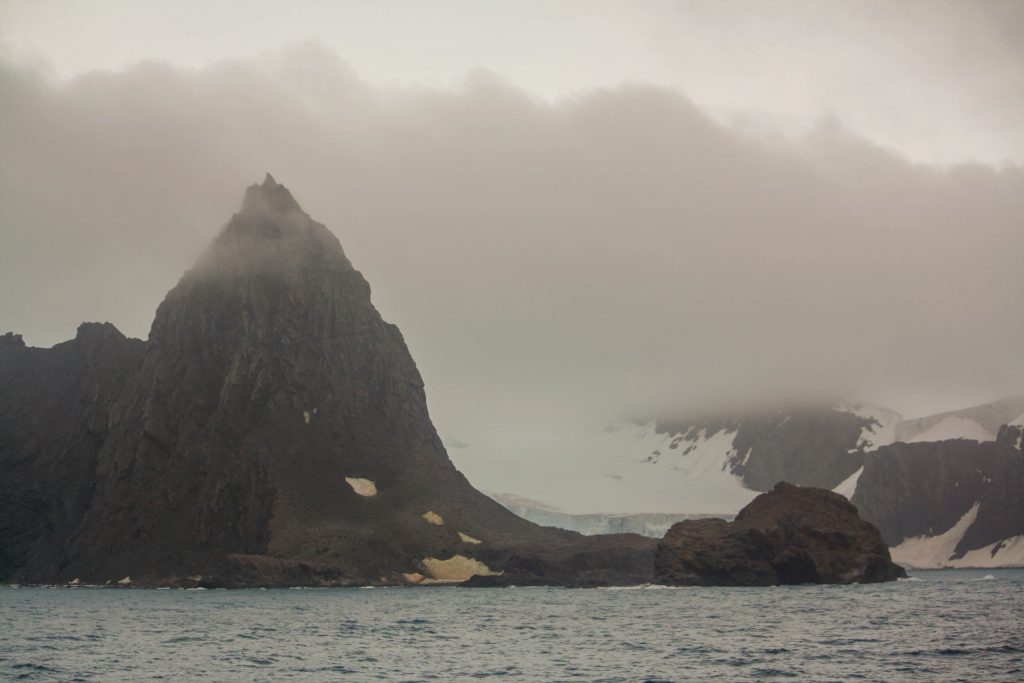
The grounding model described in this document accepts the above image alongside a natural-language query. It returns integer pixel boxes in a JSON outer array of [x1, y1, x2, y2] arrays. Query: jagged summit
[[240, 173, 302, 217], [195, 174, 352, 275]]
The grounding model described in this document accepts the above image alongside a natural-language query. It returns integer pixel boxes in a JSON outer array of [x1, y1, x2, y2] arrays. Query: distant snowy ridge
[[893, 395, 1024, 444], [842, 397, 1024, 451], [484, 396, 1022, 569]]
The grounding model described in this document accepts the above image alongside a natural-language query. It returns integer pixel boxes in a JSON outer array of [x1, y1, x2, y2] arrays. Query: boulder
[[655, 482, 905, 585]]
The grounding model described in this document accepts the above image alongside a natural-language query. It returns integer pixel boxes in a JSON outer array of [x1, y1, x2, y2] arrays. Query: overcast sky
[[1, 1, 1022, 505]]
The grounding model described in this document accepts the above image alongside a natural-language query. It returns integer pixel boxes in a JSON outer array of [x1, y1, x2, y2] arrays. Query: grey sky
[[1, 1, 1021, 503], [3, 0, 1022, 164]]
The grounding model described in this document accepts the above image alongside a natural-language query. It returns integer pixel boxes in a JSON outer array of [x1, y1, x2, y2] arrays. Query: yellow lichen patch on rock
[[421, 555, 501, 582], [421, 510, 444, 525], [345, 477, 377, 497], [458, 531, 482, 544]]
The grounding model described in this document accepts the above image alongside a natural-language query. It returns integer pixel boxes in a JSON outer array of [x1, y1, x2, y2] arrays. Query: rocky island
[[0, 176, 903, 588], [655, 482, 906, 585]]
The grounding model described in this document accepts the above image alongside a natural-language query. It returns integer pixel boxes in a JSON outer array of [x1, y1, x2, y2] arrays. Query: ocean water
[[1, 569, 1021, 682]]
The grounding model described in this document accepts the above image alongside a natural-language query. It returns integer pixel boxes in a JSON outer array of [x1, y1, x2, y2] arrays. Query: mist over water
[[2, 570, 1021, 681]]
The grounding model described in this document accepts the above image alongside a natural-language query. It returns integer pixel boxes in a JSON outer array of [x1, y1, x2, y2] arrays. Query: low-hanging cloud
[[1, 43, 1022, 497]]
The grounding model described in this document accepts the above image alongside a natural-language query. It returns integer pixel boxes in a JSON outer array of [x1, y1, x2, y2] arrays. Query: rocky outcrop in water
[[0, 176, 656, 587], [654, 483, 905, 585]]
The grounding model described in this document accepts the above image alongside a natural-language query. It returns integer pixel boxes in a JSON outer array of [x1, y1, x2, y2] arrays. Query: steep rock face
[[654, 483, 905, 586], [0, 176, 655, 586], [852, 436, 1023, 563], [0, 326, 145, 578]]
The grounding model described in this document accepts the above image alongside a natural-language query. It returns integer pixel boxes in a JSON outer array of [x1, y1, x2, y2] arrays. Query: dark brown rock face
[[0, 326, 145, 579], [654, 482, 905, 586], [852, 438, 1023, 554], [0, 175, 654, 587]]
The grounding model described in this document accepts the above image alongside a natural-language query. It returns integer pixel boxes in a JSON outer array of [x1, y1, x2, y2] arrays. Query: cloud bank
[[1, 43, 1021, 498]]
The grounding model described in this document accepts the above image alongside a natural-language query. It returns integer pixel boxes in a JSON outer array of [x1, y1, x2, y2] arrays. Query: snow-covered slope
[[895, 395, 1024, 444], [906, 416, 997, 443], [838, 397, 1024, 450], [832, 466, 864, 500], [577, 420, 758, 515], [890, 503, 1024, 569]]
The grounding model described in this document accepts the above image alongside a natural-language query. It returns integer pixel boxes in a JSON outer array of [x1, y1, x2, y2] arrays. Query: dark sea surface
[[1, 569, 1021, 682]]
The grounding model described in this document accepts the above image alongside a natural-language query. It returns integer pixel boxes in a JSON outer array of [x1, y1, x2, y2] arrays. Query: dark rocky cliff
[[0, 326, 144, 579], [852, 435, 1023, 555], [0, 176, 655, 587]]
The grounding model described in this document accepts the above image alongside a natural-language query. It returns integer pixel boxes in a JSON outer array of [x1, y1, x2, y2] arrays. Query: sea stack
[[654, 482, 906, 585]]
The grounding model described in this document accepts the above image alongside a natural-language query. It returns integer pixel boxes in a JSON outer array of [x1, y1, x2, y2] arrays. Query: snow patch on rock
[[421, 555, 500, 582], [421, 511, 444, 525], [906, 416, 995, 444], [345, 477, 377, 497], [952, 536, 1024, 568], [890, 503, 979, 568], [833, 466, 863, 500]]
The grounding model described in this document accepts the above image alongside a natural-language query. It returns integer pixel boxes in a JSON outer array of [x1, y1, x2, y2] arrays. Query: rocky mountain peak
[[240, 173, 302, 217], [0, 332, 25, 349], [192, 174, 352, 278], [1, 177, 660, 588], [74, 322, 126, 344]]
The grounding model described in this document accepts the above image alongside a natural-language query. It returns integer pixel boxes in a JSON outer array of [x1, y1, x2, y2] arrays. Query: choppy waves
[[1, 568, 1021, 681]]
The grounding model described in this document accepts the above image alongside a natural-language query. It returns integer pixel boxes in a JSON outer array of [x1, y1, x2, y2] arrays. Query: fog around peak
[[0, 6, 1021, 500]]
